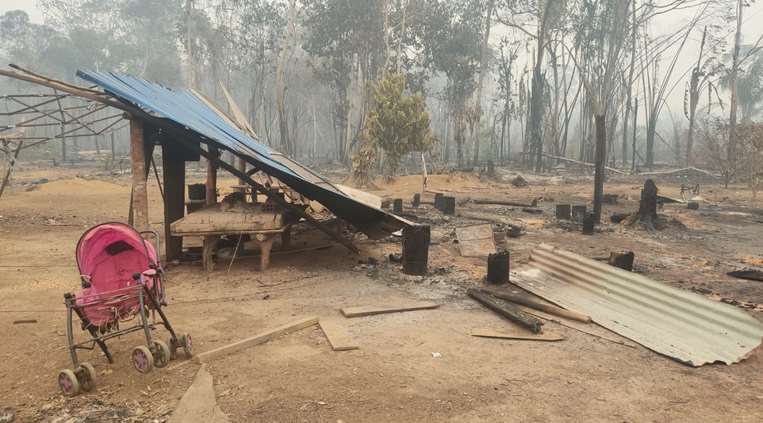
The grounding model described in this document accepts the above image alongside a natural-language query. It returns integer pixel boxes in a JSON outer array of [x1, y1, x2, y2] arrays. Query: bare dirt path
[[1, 166, 762, 422]]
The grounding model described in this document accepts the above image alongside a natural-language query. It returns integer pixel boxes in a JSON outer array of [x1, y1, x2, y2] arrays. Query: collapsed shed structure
[[0, 66, 410, 265]]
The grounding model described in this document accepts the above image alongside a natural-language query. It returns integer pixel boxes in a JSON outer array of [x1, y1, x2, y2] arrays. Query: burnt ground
[[0, 163, 762, 422]]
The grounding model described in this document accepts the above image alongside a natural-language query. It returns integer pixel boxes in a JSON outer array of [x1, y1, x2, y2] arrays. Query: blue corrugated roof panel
[[77, 70, 407, 238]]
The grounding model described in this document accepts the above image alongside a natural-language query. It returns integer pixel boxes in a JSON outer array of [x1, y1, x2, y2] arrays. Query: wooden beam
[[319, 319, 359, 351], [340, 302, 439, 318], [467, 289, 543, 333], [130, 119, 149, 231], [470, 328, 564, 342], [193, 316, 318, 363], [478, 288, 591, 323], [0, 68, 127, 111], [203, 146, 220, 271], [162, 140, 185, 260]]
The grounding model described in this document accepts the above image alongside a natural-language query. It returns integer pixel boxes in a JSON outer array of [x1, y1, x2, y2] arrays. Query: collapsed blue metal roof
[[76, 70, 407, 238]]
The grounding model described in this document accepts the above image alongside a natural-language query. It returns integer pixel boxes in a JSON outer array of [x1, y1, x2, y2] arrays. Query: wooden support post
[[162, 141, 185, 260], [129, 119, 149, 231], [203, 146, 219, 271], [256, 233, 274, 271], [486, 251, 509, 285], [402, 224, 430, 276]]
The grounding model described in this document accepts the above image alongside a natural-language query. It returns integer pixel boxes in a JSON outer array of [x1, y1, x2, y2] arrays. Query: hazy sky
[[2, 0, 762, 124]]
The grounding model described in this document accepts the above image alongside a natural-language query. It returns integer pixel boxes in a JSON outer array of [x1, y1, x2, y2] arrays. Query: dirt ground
[[1, 162, 763, 422]]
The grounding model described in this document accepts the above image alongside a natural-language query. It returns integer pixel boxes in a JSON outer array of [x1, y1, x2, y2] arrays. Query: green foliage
[[364, 73, 434, 176]]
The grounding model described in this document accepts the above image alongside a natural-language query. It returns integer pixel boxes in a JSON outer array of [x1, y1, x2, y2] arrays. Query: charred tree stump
[[487, 160, 495, 177], [582, 213, 595, 235], [687, 201, 699, 210], [402, 224, 430, 276], [572, 205, 587, 223], [556, 204, 571, 220], [467, 289, 543, 333], [638, 179, 658, 228], [486, 251, 510, 285], [393, 199, 403, 214], [441, 196, 456, 215], [434, 193, 445, 210], [412, 193, 421, 208], [608, 251, 635, 271]]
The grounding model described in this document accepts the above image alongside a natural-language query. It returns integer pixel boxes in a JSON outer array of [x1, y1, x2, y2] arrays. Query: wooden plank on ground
[[455, 224, 496, 257], [340, 302, 439, 318], [193, 316, 318, 363], [470, 328, 564, 342], [319, 319, 359, 351]]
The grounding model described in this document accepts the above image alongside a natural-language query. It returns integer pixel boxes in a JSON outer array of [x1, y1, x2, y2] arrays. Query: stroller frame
[[58, 224, 192, 397]]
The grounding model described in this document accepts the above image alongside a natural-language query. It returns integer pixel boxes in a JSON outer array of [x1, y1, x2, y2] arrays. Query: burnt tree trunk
[[467, 289, 543, 333], [402, 224, 430, 276], [592, 114, 606, 223], [638, 179, 658, 228]]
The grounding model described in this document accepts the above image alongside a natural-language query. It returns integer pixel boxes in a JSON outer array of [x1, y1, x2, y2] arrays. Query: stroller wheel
[[79, 362, 97, 392], [168, 336, 179, 360], [58, 369, 80, 397], [132, 346, 154, 374], [152, 340, 171, 368], [181, 333, 193, 358]]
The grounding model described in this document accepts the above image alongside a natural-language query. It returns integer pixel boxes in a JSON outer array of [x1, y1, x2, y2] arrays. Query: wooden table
[[170, 204, 289, 271]]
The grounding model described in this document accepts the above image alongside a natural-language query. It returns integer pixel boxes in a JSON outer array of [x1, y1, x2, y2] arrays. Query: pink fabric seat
[[74, 223, 161, 327]]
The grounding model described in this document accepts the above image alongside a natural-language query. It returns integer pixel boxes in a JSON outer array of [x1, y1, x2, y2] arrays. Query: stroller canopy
[[76, 223, 158, 291]]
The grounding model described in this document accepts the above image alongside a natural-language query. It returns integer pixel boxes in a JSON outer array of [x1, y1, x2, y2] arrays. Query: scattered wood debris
[[319, 319, 359, 351], [470, 328, 564, 342], [467, 289, 543, 334], [168, 365, 229, 423], [186, 316, 318, 365], [341, 302, 439, 318], [478, 287, 591, 323], [455, 224, 496, 257]]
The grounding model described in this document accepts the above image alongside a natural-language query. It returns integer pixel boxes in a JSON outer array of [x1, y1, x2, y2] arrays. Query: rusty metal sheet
[[455, 224, 496, 257], [511, 244, 763, 366]]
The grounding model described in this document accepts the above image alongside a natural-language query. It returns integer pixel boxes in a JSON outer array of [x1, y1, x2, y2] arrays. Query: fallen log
[[478, 288, 591, 323], [470, 198, 537, 208], [457, 211, 524, 232], [727, 270, 763, 282], [638, 166, 720, 179], [467, 288, 543, 333], [541, 153, 626, 175]]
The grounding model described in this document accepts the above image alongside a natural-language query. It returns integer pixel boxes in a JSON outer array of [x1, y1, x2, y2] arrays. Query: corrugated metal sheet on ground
[[75, 70, 407, 238], [511, 244, 763, 366]]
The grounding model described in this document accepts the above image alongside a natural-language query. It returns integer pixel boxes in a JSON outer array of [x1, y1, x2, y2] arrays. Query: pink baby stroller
[[58, 222, 192, 396]]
